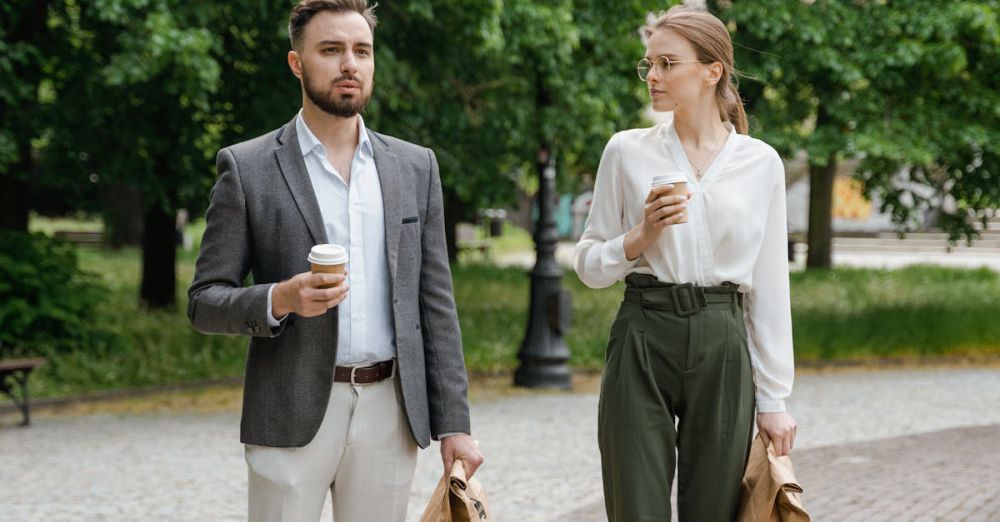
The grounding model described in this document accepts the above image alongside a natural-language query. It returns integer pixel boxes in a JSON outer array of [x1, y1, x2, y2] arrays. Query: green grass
[[790, 266, 1000, 359], [28, 212, 103, 235], [23, 247, 247, 398], [9, 228, 1000, 400], [454, 263, 620, 370]]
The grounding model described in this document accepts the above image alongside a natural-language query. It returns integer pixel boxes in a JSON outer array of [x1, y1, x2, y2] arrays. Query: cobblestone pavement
[[2, 367, 999, 521], [568, 424, 1000, 521]]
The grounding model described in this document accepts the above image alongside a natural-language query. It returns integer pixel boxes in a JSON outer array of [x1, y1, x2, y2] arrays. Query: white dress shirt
[[573, 121, 794, 413], [267, 111, 395, 366]]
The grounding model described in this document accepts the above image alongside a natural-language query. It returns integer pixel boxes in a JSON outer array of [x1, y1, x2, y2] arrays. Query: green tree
[[46, 0, 223, 308], [0, 1, 53, 232], [717, 0, 1000, 268], [852, 1, 1000, 239], [370, 0, 666, 259]]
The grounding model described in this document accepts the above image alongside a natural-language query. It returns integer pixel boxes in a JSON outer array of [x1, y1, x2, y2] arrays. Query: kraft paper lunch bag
[[419, 459, 490, 522], [739, 433, 810, 522]]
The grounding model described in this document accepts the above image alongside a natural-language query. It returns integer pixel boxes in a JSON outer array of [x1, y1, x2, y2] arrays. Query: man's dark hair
[[288, 0, 378, 50]]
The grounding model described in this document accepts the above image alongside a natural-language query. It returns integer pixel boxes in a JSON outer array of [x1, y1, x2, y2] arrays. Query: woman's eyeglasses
[[637, 56, 704, 81]]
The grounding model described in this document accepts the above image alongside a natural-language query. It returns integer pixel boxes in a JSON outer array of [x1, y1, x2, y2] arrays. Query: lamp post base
[[513, 362, 572, 390]]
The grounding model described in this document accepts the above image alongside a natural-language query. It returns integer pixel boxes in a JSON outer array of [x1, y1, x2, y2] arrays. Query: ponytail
[[717, 77, 748, 134]]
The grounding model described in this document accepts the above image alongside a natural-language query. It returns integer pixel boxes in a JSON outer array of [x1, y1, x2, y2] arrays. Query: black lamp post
[[514, 147, 572, 389]]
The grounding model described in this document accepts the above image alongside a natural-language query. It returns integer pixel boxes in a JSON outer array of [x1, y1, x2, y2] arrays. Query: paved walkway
[[2, 367, 999, 521], [568, 425, 1000, 521]]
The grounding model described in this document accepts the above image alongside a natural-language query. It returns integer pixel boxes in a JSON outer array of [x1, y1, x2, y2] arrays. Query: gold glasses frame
[[636, 56, 705, 81]]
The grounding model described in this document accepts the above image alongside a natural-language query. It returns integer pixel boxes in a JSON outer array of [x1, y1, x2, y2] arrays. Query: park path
[[2, 367, 999, 521]]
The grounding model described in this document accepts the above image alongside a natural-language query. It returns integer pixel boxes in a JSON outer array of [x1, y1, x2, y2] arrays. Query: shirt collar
[[295, 109, 373, 160]]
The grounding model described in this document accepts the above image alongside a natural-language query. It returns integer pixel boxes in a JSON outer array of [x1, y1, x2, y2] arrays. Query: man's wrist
[[271, 281, 288, 319]]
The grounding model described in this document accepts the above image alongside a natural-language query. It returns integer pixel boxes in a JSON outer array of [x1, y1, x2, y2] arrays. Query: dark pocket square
[[402, 216, 419, 224]]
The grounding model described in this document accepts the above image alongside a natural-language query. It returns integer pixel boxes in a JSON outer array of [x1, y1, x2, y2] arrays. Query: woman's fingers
[[759, 429, 772, 448], [651, 204, 686, 223], [646, 184, 673, 203], [646, 196, 687, 223]]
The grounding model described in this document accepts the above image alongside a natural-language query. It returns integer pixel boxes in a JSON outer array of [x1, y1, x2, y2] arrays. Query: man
[[187, 1, 483, 520]]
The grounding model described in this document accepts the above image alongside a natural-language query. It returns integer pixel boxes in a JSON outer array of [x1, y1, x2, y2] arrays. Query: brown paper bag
[[738, 433, 810, 522], [419, 460, 490, 522]]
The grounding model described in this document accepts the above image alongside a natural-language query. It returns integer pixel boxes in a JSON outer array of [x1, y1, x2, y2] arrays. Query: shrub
[[0, 231, 111, 357]]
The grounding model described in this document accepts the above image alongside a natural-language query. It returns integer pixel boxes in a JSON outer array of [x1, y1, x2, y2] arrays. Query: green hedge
[[0, 231, 112, 358]]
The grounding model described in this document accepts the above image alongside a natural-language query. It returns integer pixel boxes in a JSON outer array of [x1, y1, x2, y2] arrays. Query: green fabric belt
[[623, 273, 742, 316]]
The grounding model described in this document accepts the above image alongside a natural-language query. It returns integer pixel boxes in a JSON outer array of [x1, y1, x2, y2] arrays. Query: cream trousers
[[245, 376, 418, 522]]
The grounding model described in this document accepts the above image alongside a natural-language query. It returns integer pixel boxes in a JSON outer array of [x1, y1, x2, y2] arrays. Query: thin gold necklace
[[690, 129, 728, 179]]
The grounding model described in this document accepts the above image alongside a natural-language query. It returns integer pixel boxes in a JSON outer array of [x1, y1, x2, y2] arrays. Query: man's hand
[[757, 411, 797, 456], [440, 434, 484, 479], [272, 271, 349, 319]]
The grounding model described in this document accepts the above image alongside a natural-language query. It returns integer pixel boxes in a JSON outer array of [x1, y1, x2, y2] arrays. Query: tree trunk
[[0, 0, 51, 232], [140, 204, 177, 309], [443, 189, 465, 263], [103, 183, 143, 247], [806, 154, 837, 269], [0, 170, 30, 232]]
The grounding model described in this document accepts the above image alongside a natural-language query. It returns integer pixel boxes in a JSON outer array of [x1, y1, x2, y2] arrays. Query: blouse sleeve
[[573, 133, 640, 289], [743, 152, 795, 413]]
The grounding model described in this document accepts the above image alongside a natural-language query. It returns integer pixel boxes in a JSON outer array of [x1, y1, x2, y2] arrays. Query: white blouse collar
[[662, 120, 737, 187]]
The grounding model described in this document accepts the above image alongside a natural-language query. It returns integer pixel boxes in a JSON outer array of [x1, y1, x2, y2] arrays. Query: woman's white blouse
[[573, 122, 793, 413]]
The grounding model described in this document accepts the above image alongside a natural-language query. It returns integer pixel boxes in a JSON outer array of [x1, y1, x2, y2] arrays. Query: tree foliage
[[369, 0, 666, 256], [718, 0, 1000, 266]]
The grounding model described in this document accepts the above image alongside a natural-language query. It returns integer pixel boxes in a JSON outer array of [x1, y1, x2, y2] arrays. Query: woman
[[573, 6, 797, 521]]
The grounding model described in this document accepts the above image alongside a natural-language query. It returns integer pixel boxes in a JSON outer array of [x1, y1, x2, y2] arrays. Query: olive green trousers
[[599, 274, 756, 521]]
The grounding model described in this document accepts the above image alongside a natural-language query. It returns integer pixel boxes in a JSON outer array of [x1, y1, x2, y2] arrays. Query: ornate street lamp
[[514, 147, 572, 389]]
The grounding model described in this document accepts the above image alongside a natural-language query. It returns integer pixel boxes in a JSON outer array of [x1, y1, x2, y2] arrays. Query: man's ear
[[288, 50, 303, 80]]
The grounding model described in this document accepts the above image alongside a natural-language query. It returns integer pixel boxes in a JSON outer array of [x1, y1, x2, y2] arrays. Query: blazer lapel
[[274, 116, 328, 245], [371, 132, 403, 282]]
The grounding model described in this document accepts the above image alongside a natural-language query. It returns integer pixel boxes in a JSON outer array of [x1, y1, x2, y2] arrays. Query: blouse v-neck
[[663, 121, 737, 188]]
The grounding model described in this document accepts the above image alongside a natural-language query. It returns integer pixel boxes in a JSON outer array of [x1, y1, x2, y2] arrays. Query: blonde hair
[[645, 6, 748, 134]]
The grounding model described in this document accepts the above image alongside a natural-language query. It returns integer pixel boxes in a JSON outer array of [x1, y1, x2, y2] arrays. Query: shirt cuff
[[607, 232, 641, 267], [437, 432, 467, 439], [266, 284, 288, 327], [756, 398, 786, 413]]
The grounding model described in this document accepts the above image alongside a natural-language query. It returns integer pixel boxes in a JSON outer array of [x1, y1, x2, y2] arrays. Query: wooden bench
[[0, 357, 47, 426], [456, 223, 492, 257], [54, 230, 104, 247]]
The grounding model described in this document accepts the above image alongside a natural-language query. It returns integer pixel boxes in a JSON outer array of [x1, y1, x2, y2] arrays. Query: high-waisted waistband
[[624, 273, 742, 317]]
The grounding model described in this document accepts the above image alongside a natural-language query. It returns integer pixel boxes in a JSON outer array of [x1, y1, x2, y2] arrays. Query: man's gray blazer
[[187, 115, 470, 448]]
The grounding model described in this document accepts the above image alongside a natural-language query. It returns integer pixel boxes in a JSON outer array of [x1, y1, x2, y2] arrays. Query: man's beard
[[302, 67, 372, 118]]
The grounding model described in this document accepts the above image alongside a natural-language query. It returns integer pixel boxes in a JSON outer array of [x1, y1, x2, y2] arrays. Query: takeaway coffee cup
[[308, 244, 348, 289], [651, 173, 689, 224]]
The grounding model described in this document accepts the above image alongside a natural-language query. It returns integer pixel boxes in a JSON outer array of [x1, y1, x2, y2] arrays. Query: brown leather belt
[[334, 360, 395, 385]]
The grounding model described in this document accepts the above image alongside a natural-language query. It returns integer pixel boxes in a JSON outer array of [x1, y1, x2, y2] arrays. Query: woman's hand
[[756, 411, 797, 456], [623, 185, 690, 261]]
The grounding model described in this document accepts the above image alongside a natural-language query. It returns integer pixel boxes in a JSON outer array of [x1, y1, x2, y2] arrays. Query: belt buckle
[[670, 283, 702, 317], [350, 365, 361, 385]]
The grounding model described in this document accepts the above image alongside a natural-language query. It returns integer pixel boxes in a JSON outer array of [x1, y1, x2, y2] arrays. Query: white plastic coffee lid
[[308, 244, 348, 265], [651, 172, 687, 186]]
